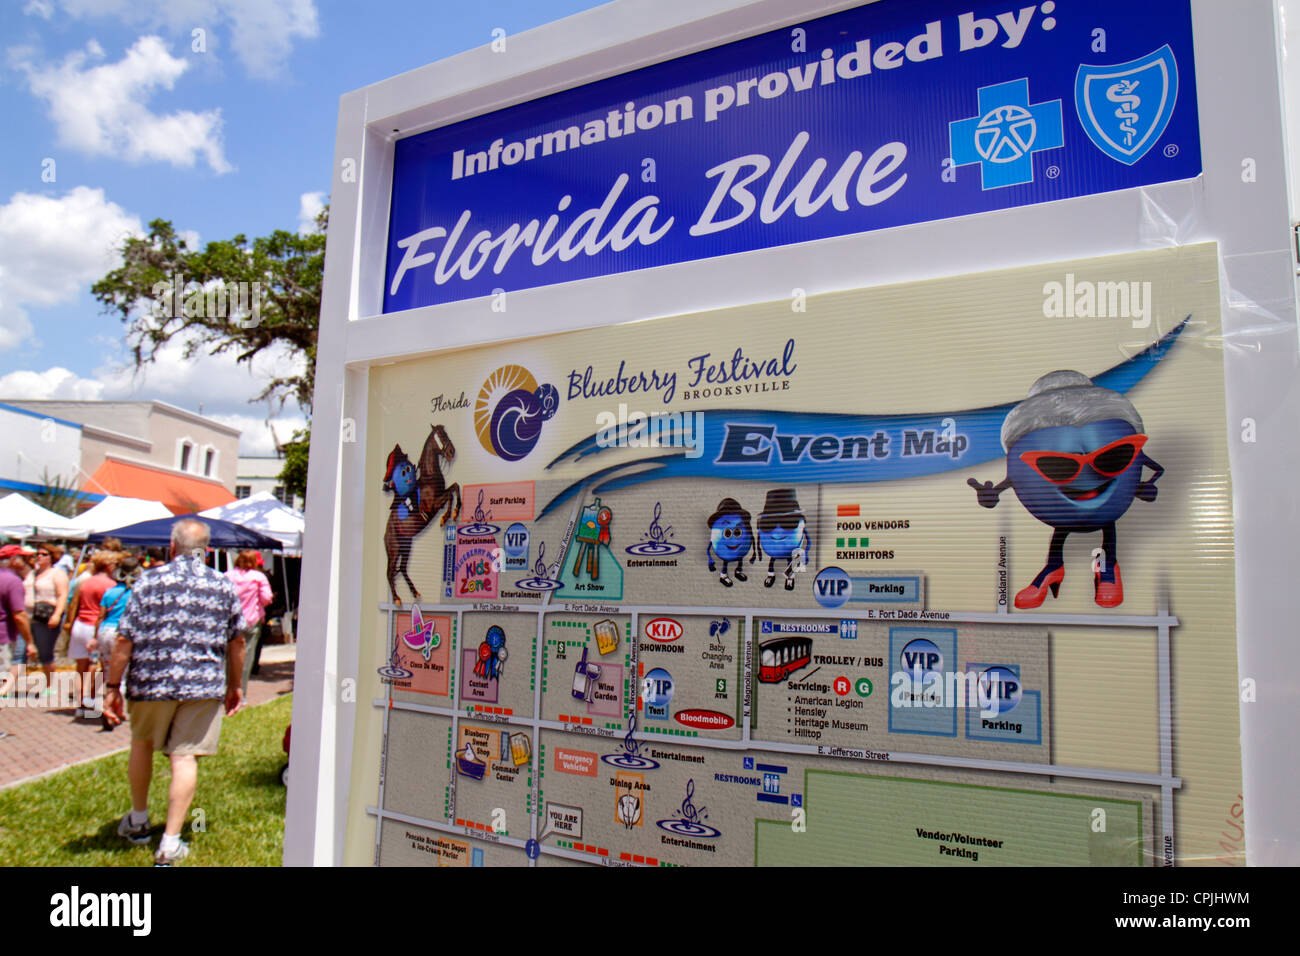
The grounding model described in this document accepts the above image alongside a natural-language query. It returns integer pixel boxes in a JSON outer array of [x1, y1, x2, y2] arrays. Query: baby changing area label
[[360, 242, 1240, 868]]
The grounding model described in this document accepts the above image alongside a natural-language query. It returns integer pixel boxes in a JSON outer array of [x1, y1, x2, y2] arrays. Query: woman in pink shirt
[[226, 550, 272, 694]]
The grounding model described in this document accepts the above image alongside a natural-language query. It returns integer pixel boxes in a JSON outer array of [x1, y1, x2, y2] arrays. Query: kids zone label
[[384, 0, 1199, 309], [452, 533, 500, 599]]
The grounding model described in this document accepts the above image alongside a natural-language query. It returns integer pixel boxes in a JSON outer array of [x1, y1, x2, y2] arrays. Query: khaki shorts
[[129, 699, 224, 755]]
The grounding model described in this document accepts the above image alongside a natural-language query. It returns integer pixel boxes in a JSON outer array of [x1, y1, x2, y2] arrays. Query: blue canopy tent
[[86, 514, 283, 551]]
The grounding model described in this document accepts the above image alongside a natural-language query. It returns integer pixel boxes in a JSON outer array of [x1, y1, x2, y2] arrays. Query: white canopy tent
[[70, 495, 173, 536], [200, 491, 304, 554], [201, 491, 304, 641], [0, 492, 86, 538]]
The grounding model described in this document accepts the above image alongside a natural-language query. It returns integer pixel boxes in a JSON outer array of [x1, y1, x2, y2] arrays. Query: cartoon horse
[[383, 424, 462, 605]]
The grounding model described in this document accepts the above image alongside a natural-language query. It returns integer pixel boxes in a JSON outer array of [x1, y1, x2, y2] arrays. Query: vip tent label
[[384, 0, 1200, 310]]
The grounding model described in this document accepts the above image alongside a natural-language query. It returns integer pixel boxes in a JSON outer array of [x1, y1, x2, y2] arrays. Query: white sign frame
[[286, 0, 1300, 866]]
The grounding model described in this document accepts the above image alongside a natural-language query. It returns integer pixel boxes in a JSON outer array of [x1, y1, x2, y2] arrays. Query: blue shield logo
[[1075, 45, 1179, 165]]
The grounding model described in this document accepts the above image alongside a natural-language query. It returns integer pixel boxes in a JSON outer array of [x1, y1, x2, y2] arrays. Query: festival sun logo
[[473, 364, 559, 461]]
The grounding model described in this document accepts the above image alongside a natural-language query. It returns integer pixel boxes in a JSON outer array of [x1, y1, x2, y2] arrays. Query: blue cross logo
[[950, 79, 1063, 189]]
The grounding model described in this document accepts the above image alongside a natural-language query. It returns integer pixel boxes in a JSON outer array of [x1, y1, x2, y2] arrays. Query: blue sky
[[0, 0, 609, 453]]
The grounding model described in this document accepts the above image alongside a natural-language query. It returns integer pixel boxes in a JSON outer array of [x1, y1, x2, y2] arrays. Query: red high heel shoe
[[1014, 566, 1065, 609], [1095, 564, 1123, 608]]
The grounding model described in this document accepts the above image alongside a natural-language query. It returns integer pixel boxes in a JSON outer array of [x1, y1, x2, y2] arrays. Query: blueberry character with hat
[[757, 489, 810, 591], [382, 445, 419, 520], [706, 498, 758, 587], [968, 370, 1163, 609]]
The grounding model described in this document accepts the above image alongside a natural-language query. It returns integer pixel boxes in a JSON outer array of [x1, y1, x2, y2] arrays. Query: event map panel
[[357, 245, 1237, 866]]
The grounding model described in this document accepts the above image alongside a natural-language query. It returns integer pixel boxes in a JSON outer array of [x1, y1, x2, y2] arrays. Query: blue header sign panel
[[383, 0, 1200, 311]]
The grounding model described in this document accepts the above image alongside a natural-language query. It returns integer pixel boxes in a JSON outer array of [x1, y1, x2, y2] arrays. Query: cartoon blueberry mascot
[[383, 445, 419, 520], [968, 370, 1163, 608], [757, 489, 810, 591], [706, 498, 758, 587]]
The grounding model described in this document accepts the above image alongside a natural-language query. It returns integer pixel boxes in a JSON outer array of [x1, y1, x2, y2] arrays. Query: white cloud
[[0, 360, 306, 455], [23, 1, 54, 19], [101, 337, 307, 409], [208, 412, 307, 456], [0, 185, 308, 452], [0, 366, 104, 400], [0, 186, 143, 350], [0, 338, 309, 452], [13, 36, 231, 174], [297, 191, 325, 235], [52, 0, 319, 79]]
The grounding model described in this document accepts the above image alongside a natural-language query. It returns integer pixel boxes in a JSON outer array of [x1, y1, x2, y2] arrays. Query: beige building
[[3, 400, 240, 514], [237, 455, 302, 511]]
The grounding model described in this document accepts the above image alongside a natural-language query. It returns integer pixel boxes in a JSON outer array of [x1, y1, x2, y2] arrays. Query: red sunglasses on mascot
[[1018, 434, 1148, 485]]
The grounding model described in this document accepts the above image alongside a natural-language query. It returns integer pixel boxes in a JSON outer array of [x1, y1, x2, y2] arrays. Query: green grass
[[0, 694, 292, 867]]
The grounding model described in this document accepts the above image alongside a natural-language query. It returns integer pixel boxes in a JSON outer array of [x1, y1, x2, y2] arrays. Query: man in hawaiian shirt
[[103, 518, 246, 866]]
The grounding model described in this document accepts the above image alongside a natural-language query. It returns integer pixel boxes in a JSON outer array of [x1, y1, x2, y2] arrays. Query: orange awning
[[82, 459, 235, 516]]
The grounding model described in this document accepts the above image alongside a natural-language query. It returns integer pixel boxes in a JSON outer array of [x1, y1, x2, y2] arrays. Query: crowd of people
[[0, 519, 288, 865], [0, 539, 275, 715]]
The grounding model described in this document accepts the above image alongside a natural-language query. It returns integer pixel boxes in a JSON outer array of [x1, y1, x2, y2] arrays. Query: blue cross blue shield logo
[[1075, 45, 1179, 166], [949, 78, 1063, 189]]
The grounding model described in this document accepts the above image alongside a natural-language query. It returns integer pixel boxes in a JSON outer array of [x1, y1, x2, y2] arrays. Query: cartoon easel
[[571, 497, 612, 581]]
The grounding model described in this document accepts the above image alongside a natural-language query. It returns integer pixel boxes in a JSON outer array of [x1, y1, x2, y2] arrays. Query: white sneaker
[[154, 840, 189, 866]]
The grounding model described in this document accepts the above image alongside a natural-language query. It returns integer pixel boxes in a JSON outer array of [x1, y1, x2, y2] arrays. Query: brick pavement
[[0, 646, 295, 789]]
